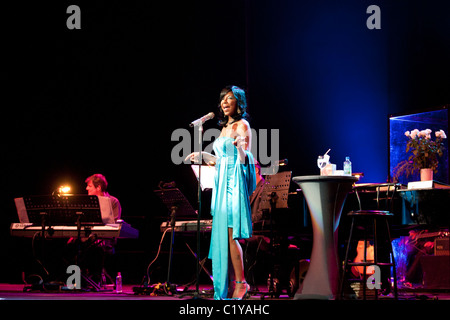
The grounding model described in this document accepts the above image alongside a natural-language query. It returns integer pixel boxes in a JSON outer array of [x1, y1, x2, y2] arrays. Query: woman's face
[[221, 91, 237, 118]]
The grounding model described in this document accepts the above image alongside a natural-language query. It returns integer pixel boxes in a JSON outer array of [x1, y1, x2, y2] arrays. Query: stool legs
[[385, 218, 398, 299], [340, 217, 355, 299], [372, 217, 377, 299], [340, 215, 398, 300]]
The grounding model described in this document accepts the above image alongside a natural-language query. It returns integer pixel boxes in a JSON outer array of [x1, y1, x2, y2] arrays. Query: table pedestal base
[[293, 175, 357, 300]]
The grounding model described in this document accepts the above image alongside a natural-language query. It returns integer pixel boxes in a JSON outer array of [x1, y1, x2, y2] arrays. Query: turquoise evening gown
[[208, 136, 256, 300]]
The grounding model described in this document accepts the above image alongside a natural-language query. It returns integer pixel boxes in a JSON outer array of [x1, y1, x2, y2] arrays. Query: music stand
[[15, 195, 114, 226], [259, 171, 292, 298], [260, 172, 291, 211], [154, 187, 196, 295]]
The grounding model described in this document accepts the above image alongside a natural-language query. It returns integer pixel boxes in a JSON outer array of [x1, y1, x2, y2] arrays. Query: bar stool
[[340, 183, 399, 300]]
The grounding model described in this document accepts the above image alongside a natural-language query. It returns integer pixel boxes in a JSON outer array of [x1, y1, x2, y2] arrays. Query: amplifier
[[435, 238, 450, 256], [421, 255, 450, 289]]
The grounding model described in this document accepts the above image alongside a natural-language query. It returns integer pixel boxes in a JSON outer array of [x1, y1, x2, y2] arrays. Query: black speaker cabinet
[[420, 255, 450, 289]]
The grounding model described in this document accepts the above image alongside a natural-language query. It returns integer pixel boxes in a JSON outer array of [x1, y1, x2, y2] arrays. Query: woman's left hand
[[233, 135, 247, 149], [233, 135, 248, 163]]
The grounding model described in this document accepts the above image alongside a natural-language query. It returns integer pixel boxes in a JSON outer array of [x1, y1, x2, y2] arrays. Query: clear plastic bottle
[[101, 272, 107, 290], [343, 156, 352, 176], [115, 272, 122, 293]]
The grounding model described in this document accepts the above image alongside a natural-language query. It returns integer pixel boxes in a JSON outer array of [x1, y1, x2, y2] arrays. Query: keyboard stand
[[154, 187, 197, 296]]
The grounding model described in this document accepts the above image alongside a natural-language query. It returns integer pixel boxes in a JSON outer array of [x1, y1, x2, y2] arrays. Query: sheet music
[[14, 198, 29, 223], [191, 165, 215, 190], [98, 196, 115, 224]]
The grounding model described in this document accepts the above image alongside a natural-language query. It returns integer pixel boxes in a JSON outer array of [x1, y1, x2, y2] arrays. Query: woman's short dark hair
[[217, 85, 249, 127]]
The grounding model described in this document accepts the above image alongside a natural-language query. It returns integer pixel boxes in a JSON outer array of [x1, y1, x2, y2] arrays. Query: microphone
[[190, 112, 215, 127], [276, 159, 288, 166]]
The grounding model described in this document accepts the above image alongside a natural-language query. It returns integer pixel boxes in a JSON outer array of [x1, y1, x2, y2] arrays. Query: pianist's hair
[[85, 173, 108, 192], [217, 85, 249, 127]]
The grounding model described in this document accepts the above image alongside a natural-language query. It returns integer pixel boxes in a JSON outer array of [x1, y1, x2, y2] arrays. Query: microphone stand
[[180, 119, 212, 300], [194, 123, 203, 298]]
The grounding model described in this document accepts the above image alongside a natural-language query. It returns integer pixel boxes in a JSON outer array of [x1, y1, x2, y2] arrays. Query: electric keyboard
[[10, 221, 139, 239], [160, 219, 212, 233]]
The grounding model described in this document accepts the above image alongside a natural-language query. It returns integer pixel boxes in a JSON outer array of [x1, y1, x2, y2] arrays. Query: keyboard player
[[67, 174, 123, 286]]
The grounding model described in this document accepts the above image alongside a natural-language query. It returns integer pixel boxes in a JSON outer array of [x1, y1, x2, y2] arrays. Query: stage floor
[[1, 283, 450, 301], [0, 283, 291, 300]]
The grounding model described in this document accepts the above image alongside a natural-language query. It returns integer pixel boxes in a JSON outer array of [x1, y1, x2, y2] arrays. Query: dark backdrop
[[2, 0, 450, 284]]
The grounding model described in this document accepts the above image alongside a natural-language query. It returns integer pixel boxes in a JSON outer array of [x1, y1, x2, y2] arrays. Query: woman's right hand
[[185, 152, 217, 166], [185, 152, 200, 163]]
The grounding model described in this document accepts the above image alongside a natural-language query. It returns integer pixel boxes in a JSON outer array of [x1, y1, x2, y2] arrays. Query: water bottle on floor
[[116, 272, 122, 293]]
